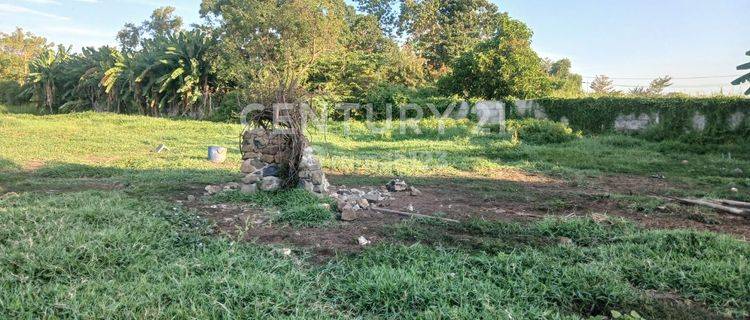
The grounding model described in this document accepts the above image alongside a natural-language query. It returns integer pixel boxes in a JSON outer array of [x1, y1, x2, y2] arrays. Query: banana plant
[[142, 30, 217, 116], [25, 45, 70, 113], [732, 50, 750, 95]]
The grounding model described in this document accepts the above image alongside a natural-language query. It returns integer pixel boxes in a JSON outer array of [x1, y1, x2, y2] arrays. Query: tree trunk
[[45, 83, 54, 114]]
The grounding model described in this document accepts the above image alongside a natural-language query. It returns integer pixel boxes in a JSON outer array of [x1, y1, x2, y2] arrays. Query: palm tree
[[732, 50, 750, 95]]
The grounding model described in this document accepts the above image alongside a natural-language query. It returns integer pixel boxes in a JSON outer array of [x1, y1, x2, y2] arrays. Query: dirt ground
[[189, 170, 750, 261]]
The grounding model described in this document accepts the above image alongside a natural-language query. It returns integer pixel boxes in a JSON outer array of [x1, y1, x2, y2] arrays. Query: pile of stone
[[331, 188, 392, 221], [239, 128, 328, 195], [332, 179, 423, 221], [386, 178, 421, 196], [297, 146, 330, 194]]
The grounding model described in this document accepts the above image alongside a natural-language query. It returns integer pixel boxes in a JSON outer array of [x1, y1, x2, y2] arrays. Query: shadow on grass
[[0, 159, 240, 198]]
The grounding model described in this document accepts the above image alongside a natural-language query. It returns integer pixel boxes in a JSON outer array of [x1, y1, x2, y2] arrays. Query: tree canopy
[[7, 1, 585, 118]]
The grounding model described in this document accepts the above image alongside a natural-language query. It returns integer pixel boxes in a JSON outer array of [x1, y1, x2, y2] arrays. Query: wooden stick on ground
[[716, 199, 750, 209], [371, 207, 460, 223], [675, 198, 748, 216]]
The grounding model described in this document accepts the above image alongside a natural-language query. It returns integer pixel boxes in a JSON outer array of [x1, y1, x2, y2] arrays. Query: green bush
[[506, 118, 582, 144], [532, 97, 750, 143], [0, 80, 29, 105], [208, 91, 243, 123]]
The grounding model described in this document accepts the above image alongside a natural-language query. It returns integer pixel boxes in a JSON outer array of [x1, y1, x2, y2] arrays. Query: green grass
[[1, 111, 749, 318], [212, 189, 335, 227]]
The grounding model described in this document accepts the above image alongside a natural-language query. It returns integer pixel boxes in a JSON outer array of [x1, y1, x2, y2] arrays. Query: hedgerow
[[531, 97, 750, 142]]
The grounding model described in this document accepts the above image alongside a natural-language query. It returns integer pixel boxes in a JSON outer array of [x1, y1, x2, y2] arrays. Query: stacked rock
[[239, 127, 328, 195], [297, 146, 329, 194]]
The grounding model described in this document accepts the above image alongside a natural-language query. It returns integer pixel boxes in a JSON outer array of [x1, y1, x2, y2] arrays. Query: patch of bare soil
[[22, 160, 45, 171], [188, 171, 748, 261], [182, 197, 404, 263]]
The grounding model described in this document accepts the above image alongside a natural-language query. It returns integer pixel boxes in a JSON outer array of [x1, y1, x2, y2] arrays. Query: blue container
[[208, 146, 227, 163]]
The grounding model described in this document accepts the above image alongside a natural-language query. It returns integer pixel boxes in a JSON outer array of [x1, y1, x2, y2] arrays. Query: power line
[[581, 75, 742, 80], [581, 81, 739, 89]]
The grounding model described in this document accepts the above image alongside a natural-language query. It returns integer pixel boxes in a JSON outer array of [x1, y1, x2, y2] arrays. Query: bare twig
[[674, 198, 748, 216], [371, 207, 460, 223], [512, 212, 544, 218], [716, 199, 750, 209]]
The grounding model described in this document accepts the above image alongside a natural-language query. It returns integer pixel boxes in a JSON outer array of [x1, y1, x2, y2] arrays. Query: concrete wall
[[456, 100, 748, 134], [509, 99, 748, 134]]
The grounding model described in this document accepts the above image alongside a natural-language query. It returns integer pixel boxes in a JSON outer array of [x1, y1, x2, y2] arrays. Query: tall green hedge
[[528, 97, 750, 142]]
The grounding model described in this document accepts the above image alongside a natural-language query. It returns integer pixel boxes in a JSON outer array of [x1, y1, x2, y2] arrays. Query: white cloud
[[74, 0, 100, 3], [0, 4, 69, 20], [20, 0, 62, 5]]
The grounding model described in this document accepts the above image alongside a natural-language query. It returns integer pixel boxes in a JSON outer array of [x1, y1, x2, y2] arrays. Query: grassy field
[[1, 109, 749, 318]]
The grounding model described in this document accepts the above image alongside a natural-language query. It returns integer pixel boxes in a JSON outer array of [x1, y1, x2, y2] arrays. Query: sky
[[1, 0, 748, 95]]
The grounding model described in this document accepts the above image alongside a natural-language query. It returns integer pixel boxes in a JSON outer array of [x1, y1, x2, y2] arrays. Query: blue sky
[[2, 0, 748, 94]]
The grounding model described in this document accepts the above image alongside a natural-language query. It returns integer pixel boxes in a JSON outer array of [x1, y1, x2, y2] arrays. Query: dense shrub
[[0, 80, 28, 105], [532, 97, 750, 143], [506, 118, 582, 144]]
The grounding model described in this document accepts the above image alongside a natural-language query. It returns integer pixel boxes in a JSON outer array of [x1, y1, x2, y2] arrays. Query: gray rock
[[732, 168, 744, 176], [313, 184, 328, 193], [387, 179, 408, 192], [240, 159, 258, 173], [340, 204, 358, 221], [363, 192, 384, 202], [262, 165, 280, 177], [204, 185, 223, 195], [357, 236, 371, 246], [356, 198, 369, 209], [187, 195, 195, 202], [300, 180, 315, 192], [242, 173, 261, 184], [302, 146, 314, 156], [241, 183, 258, 194], [260, 176, 282, 191], [223, 182, 240, 191], [409, 186, 422, 196], [311, 171, 325, 184], [250, 159, 266, 169]]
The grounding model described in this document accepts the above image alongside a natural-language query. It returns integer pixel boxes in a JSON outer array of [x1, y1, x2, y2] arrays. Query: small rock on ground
[[386, 179, 408, 192], [357, 236, 371, 246]]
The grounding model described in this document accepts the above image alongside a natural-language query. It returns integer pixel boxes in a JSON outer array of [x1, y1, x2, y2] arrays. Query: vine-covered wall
[[509, 97, 750, 142]]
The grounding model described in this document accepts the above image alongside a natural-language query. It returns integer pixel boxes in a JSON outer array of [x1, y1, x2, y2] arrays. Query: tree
[[0, 28, 50, 83], [345, 11, 397, 54], [628, 75, 672, 96], [116, 23, 141, 52], [398, 0, 502, 72], [589, 75, 615, 94], [116, 6, 183, 52], [353, 0, 399, 36], [731, 50, 750, 95], [201, 0, 347, 108], [439, 14, 551, 99], [646, 76, 672, 95], [545, 58, 582, 97], [25, 45, 70, 113], [143, 6, 183, 38], [146, 30, 218, 117]]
